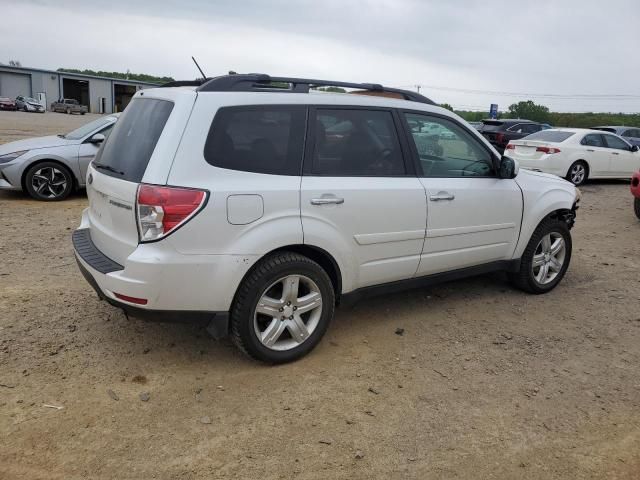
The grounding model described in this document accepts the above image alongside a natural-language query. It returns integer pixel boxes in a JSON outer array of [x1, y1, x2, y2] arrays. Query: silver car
[[15, 95, 45, 113], [0, 114, 119, 200]]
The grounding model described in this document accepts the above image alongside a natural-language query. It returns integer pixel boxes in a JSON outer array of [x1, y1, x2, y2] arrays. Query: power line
[[400, 84, 640, 99]]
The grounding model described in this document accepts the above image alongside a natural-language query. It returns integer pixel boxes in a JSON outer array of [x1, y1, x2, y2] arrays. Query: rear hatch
[[480, 120, 504, 143], [86, 90, 195, 264]]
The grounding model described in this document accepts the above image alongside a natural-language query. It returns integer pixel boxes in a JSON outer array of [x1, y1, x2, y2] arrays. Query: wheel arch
[[515, 188, 577, 259], [566, 158, 590, 178], [233, 244, 343, 306], [21, 158, 78, 192]]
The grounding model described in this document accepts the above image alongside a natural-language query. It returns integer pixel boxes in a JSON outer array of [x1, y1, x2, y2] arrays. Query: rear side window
[[204, 106, 306, 175], [580, 134, 604, 147], [310, 109, 405, 176], [93, 98, 173, 182], [524, 130, 575, 142]]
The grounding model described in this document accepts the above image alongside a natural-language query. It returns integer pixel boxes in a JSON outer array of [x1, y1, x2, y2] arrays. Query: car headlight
[[0, 150, 28, 164]]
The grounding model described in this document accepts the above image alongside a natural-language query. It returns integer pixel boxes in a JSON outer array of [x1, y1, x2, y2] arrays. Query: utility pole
[[415, 85, 421, 94]]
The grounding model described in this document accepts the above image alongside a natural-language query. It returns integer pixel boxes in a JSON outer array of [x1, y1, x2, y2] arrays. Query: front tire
[[509, 218, 572, 294], [24, 162, 74, 201], [230, 252, 335, 363], [566, 161, 588, 186], [635, 198, 640, 220]]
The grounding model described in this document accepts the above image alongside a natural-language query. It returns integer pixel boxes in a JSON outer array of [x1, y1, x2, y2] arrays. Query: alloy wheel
[[31, 166, 68, 199], [253, 274, 323, 351], [569, 164, 586, 185], [532, 232, 566, 285]]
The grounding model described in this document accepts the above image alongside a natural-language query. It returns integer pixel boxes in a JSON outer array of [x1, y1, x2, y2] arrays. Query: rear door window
[[93, 98, 173, 182], [581, 134, 605, 147], [204, 106, 306, 175], [309, 108, 406, 176]]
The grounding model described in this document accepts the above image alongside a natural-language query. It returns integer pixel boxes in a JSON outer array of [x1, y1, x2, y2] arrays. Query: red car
[[632, 170, 640, 219], [0, 97, 17, 111]]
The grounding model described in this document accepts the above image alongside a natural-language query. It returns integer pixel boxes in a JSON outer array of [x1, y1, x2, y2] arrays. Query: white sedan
[[505, 128, 640, 185]]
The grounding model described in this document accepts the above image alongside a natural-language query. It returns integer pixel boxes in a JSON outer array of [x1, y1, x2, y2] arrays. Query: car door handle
[[311, 197, 344, 205], [586, 149, 595, 152], [612, 152, 619, 155], [429, 192, 455, 201]]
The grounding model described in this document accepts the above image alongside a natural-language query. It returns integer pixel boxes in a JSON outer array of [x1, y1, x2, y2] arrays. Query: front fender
[[514, 186, 577, 259]]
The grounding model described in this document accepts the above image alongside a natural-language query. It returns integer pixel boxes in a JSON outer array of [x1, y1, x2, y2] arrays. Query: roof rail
[[195, 74, 436, 105], [160, 79, 209, 88]]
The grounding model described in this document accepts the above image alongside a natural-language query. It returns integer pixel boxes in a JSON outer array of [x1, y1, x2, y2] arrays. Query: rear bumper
[[72, 228, 231, 338], [515, 157, 566, 177]]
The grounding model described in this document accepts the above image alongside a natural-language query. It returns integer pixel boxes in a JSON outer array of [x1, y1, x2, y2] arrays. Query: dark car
[[479, 119, 543, 153], [591, 126, 640, 147], [0, 97, 17, 111]]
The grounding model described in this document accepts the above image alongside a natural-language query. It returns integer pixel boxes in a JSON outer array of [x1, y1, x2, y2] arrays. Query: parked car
[[72, 74, 579, 363], [51, 98, 88, 115], [505, 128, 640, 185], [591, 126, 640, 147], [0, 97, 17, 111], [632, 170, 640, 219], [479, 119, 543, 153], [15, 95, 45, 113], [0, 114, 118, 200]]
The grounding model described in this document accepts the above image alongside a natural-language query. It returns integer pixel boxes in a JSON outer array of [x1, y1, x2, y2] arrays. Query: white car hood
[[0, 135, 78, 155], [516, 167, 572, 185]]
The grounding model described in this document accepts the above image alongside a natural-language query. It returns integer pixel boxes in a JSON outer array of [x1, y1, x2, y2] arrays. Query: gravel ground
[[1, 111, 639, 479]]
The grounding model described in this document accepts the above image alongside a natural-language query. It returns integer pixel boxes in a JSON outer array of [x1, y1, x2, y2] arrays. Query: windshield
[[64, 117, 114, 140], [524, 130, 575, 142], [25, 97, 38, 103]]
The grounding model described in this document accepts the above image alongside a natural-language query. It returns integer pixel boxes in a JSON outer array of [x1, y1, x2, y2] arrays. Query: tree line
[[448, 100, 640, 128], [56, 68, 174, 85]]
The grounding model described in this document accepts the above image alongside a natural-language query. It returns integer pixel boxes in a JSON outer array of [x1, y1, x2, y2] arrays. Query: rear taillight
[[496, 133, 505, 144], [505, 144, 515, 150], [136, 184, 208, 242], [536, 146, 561, 154]]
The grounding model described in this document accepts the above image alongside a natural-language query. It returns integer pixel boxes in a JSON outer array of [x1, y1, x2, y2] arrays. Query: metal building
[[0, 65, 159, 114]]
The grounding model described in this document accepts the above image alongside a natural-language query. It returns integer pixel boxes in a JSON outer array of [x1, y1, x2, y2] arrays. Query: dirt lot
[[1, 110, 639, 479]]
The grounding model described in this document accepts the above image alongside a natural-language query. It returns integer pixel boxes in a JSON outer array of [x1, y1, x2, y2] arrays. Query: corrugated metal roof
[[0, 65, 161, 86]]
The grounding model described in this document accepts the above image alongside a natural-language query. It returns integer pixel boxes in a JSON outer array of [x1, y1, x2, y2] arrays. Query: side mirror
[[631, 145, 639, 152], [89, 133, 105, 144], [499, 156, 519, 179]]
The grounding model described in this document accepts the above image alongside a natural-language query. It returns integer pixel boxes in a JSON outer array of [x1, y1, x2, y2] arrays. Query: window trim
[[399, 109, 500, 179], [203, 104, 308, 176], [302, 105, 416, 178]]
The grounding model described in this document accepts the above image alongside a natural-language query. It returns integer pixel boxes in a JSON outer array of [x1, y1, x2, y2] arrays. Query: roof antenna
[[191, 56, 206, 80]]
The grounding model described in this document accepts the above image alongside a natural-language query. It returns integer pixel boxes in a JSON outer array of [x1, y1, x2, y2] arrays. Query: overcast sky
[[2, 0, 639, 112]]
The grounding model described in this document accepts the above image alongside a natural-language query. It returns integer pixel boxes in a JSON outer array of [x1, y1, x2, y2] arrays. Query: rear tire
[[635, 197, 640, 220], [24, 162, 74, 201], [509, 218, 572, 294], [230, 252, 335, 363], [566, 161, 588, 186]]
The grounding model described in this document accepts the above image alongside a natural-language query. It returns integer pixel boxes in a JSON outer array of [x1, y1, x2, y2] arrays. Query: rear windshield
[[93, 98, 173, 182], [523, 130, 575, 143], [480, 120, 504, 131]]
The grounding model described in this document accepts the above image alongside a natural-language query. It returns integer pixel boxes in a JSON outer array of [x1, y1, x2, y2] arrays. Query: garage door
[[0, 72, 31, 99]]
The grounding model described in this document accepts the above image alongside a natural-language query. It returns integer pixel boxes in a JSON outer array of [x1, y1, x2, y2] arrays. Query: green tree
[[440, 103, 454, 111], [505, 100, 550, 123]]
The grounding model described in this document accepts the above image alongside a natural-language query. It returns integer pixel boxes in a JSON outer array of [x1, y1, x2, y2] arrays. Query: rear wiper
[[92, 162, 124, 176]]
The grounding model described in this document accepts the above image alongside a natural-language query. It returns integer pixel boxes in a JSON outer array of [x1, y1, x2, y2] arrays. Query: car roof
[[148, 87, 453, 115], [545, 127, 624, 135]]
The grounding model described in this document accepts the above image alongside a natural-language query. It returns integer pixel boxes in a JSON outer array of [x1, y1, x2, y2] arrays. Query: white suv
[[73, 74, 579, 363]]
